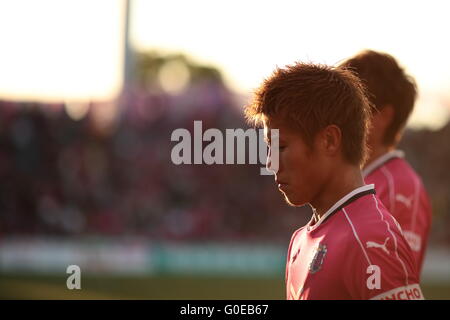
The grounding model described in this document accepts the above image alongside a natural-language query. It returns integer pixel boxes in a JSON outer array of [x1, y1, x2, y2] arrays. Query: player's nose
[[266, 147, 275, 173], [266, 146, 279, 174]]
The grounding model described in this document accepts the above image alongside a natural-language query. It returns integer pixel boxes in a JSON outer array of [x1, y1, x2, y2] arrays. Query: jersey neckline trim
[[307, 184, 376, 232], [362, 150, 405, 178]]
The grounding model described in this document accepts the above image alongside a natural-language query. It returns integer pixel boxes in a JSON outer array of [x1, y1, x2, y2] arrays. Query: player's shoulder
[[385, 156, 422, 186], [366, 151, 421, 185], [339, 194, 402, 246], [288, 225, 307, 244]]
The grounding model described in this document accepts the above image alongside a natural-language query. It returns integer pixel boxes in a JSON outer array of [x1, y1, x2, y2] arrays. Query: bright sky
[[0, 0, 125, 102], [0, 0, 449, 129]]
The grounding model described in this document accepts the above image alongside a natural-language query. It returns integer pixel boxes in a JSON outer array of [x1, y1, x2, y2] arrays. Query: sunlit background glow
[[0, 0, 125, 102], [0, 0, 449, 129]]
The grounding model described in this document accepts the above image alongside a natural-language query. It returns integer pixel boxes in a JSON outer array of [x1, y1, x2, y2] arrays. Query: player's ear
[[319, 125, 342, 157]]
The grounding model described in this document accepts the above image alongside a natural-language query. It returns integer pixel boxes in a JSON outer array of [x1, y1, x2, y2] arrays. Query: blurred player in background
[[340, 51, 432, 278], [245, 62, 423, 300]]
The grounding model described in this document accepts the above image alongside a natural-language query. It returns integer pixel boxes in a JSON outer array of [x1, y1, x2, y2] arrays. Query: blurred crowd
[[0, 52, 449, 246], [0, 81, 307, 244]]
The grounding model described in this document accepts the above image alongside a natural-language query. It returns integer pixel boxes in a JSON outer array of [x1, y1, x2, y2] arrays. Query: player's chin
[[282, 192, 306, 207]]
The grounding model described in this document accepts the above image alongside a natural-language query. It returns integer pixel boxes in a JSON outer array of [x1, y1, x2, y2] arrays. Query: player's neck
[[364, 144, 395, 169], [310, 166, 364, 221]]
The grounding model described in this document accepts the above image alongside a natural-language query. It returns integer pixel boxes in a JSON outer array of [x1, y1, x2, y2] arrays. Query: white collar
[[307, 184, 375, 231], [362, 150, 405, 178]]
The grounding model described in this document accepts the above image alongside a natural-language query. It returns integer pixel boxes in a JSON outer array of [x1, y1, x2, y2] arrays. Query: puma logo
[[366, 237, 390, 255], [395, 194, 413, 209], [290, 283, 303, 300]]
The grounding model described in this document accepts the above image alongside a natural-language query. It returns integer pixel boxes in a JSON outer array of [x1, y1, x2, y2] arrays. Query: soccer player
[[245, 62, 424, 300], [339, 51, 432, 277]]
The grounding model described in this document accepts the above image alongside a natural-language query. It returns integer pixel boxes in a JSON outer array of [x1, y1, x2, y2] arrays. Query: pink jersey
[[363, 150, 432, 276], [285, 184, 424, 300]]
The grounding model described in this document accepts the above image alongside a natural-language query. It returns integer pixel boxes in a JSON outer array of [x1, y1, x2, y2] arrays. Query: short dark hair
[[245, 62, 371, 166], [339, 50, 417, 146]]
